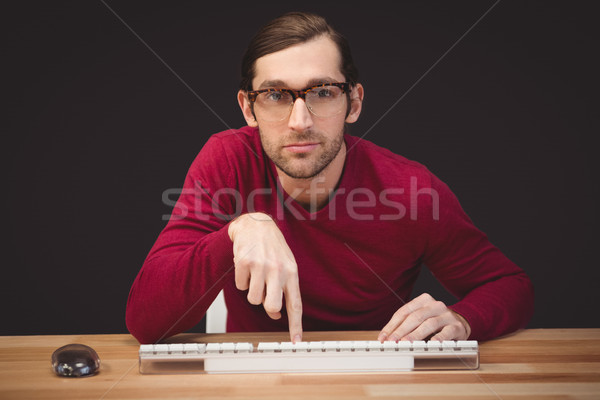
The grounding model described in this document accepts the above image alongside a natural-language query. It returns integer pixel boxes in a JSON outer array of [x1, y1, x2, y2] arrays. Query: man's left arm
[[379, 174, 534, 342]]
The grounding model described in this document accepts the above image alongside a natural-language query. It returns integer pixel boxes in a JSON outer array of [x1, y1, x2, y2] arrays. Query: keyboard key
[[426, 341, 442, 351], [169, 344, 184, 354], [457, 340, 478, 350], [382, 341, 397, 351], [323, 341, 339, 352], [338, 341, 354, 351], [352, 341, 368, 351], [397, 341, 412, 351], [182, 343, 204, 354], [206, 343, 221, 353], [279, 342, 294, 352], [154, 344, 169, 354], [292, 342, 309, 352], [367, 341, 383, 351], [308, 341, 324, 352], [257, 342, 280, 352], [412, 341, 426, 351], [442, 341, 457, 351], [139, 344, 154, 356], [234, 343, 253, 353], [221, 343, 235, 353]]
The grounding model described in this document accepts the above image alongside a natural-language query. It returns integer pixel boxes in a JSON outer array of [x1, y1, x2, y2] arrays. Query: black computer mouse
[[51, 343, 100, 377]]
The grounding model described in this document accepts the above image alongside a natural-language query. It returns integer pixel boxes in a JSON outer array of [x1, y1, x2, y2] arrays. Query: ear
[[237, 90, 259, 127], [345, 83, 364, 124]]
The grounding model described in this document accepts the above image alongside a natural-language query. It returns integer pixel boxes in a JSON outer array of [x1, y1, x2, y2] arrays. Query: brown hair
[[240, 12, 358, 91]]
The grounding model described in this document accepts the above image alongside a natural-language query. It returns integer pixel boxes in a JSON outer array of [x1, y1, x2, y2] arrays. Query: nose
[[287, 99, 314, 132]]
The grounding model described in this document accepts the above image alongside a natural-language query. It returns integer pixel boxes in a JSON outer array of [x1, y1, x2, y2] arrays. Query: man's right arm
[[126, 137, 239, 344], [125, 191, 236, 344], [228, 212, 303, 343], [126, 211, 303, 344], [126, 137, 303, 344]]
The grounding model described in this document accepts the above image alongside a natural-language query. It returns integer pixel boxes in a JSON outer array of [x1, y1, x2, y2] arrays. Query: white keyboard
[[139, 340, 479, 374]]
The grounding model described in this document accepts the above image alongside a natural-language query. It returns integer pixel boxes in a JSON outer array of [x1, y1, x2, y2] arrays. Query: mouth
[[283, 142, 319, 153]]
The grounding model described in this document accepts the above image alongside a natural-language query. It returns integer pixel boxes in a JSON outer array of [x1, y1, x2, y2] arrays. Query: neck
[[276, 142, 347, 211]]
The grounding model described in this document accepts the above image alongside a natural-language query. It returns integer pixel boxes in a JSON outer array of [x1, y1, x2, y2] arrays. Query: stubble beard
[[260, 128, 345, 180]]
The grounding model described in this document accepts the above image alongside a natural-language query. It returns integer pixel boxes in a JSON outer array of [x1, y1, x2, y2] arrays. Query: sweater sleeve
[[126, 136, 237, 344], [421, 174, 534, 341]]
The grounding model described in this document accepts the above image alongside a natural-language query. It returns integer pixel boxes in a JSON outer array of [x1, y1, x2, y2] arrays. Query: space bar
[[204, 353, 414, 373]]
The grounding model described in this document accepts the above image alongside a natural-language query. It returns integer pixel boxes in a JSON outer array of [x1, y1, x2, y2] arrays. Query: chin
[[281, 167, 318, 180], [282, 161, 329, 180]]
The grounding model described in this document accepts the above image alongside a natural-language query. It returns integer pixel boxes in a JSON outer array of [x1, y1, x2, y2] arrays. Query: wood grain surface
[[1, 329, 599, 399]]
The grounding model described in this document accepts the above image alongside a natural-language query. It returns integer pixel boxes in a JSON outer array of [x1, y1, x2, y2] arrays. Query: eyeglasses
[[247, 82, 350, 122]]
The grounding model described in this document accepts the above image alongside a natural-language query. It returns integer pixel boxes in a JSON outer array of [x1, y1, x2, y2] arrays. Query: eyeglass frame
[[246, 82, 351, 119]]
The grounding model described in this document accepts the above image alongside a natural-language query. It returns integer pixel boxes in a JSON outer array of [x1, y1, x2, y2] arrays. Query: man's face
[[249, 36, 351, 180]]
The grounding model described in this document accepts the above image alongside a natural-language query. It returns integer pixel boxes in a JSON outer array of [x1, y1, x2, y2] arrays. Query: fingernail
[[378, 332, 387, 342], [293, 335, 302, 344]]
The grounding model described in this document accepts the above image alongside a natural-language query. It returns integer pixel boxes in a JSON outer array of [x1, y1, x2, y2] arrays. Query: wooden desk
[[1, 329, 599, 399]]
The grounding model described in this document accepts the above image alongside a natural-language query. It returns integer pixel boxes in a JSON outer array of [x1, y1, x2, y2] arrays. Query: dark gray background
[[3, 1, 598, 335]]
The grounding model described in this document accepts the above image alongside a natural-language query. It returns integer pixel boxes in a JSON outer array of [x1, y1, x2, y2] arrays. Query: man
[[126, 12, 534, 344]]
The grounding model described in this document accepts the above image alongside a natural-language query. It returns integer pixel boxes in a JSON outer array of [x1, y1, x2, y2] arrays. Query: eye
[[315, 88, 333, 98], [264, 91, 285, 102]]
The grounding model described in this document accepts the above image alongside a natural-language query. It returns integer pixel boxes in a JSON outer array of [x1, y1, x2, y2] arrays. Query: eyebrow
[[257, 77, 340, 90]]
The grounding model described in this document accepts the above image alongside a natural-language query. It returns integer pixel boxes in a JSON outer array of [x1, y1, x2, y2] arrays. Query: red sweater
[[126, 126, 534, 344]]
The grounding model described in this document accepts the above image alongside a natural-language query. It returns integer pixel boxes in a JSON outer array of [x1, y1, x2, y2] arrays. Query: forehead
[[253, 35, 344, 89]]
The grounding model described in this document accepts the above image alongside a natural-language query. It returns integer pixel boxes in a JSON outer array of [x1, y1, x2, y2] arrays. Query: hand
[[228, 212, 303, 342], [378, 293, 471, 342]]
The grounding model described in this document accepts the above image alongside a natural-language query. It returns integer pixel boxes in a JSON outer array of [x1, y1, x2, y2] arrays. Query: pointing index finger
[[284, 278, 303, 343]]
